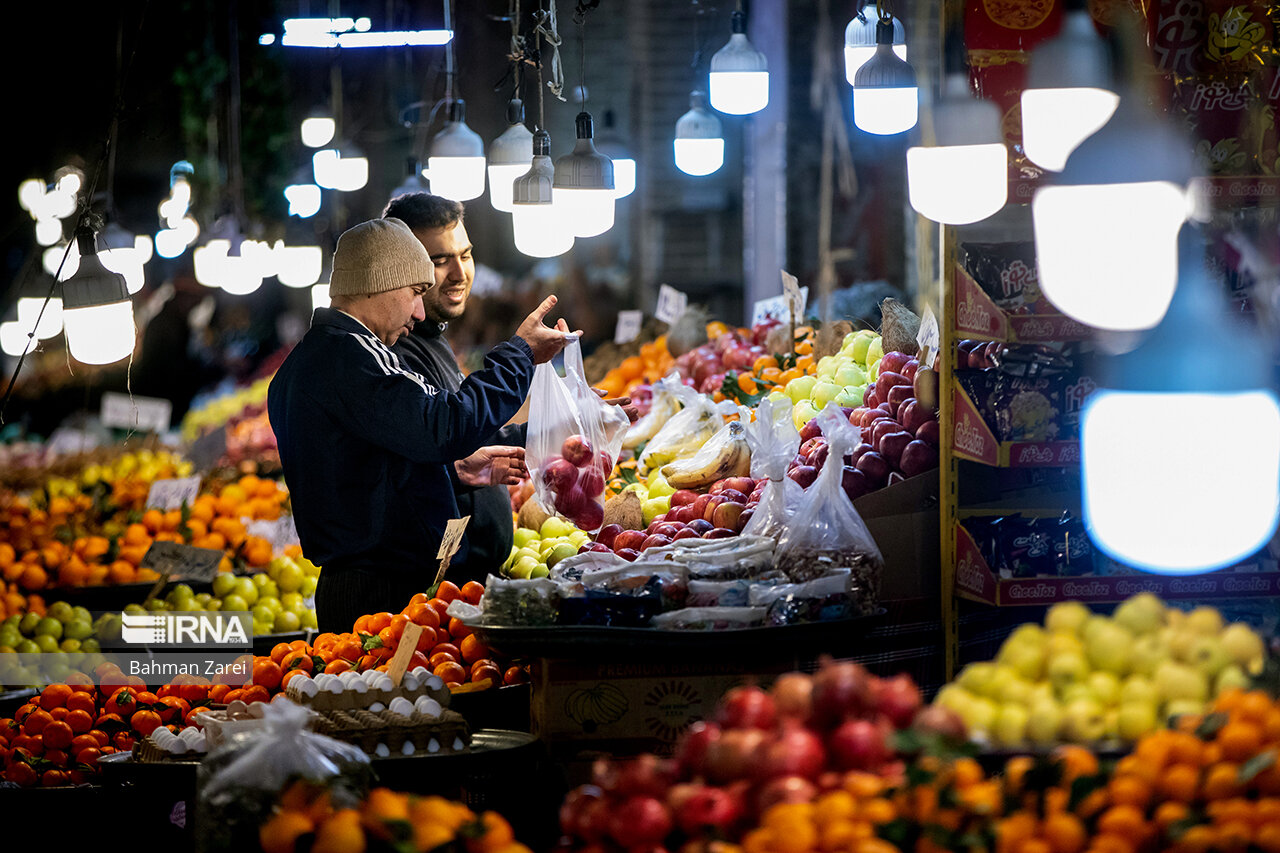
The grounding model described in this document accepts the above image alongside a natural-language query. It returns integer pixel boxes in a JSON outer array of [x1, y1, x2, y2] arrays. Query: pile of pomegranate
[[555, 658, 965, 852]]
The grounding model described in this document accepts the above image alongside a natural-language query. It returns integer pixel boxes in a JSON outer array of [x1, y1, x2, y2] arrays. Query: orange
[[1213, 821, 1254, 853], [1172, 825, 1216, 853], [1107, 776, 1151, 810], [241, 685, 270, 704], [258, 811, 315, 853], [1160, 764, 1200, 803], [448, 616, 473, 641], [1096, 805, 1150, 848], [366, 611, 394, 634], [42, 719, 74, 750], [313, 808, 365, 853], [435, 581, 462, 604], [1153, 801, 1190, 831], [280, 669, 309, 693], [459, 633, 490, 665], [281, 651, 314, 674], [64, 709, 93, 735], [459, 581, 485, 606], [1202, 762, 1244, 801], [1052, 745, 1100, 783], [17, 564, 48, 591], [404, 602, 441, 630], [433, 660, 466, 684], [1218, 720, 1264, 763], [1255, 823, 1280, 853], [270, 642, 293, 665], [39, 684, 73, 711], [1238, 692, 1273, 726], [253, 659, 283, 691]]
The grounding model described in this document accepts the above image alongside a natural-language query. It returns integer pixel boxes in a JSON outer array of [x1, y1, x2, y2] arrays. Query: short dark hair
[[383, 192, 464, 231]]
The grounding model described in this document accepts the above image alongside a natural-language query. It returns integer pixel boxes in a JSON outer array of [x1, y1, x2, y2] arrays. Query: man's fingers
[[555, 318, 570, 333], [529, 294, 558, 323], [603, 397, 631, 407]]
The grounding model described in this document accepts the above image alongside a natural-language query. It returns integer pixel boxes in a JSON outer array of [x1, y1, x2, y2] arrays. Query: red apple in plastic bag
[[543, 457, 578, 492], [562, 434, 594, 466]]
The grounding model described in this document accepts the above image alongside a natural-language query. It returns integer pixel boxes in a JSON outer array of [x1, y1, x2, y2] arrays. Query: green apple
[[1062, 697, 1107, 743], [958, 696, 999, 736], [568, 531, 590, 547], [1113, 593, 1165, 636], [997, 676, 1036, 707], [844, 330, 876, 363], [221, 593, 249, 612], [1184, 606, 1224, 636], [273, 610, 302, 633], [258, 596, 283, 615], [15, 639, 40, 655], [1060, 683, 1099, 705], [35, 617, 63, 640], [791, 400, 819, 431], [835, 363, 867, 388], [212, 573, 238, 598], [1046, 633, 1086, 659], [33, 634, 60, 653], [642, 496, 671, 526], [785, 375, 817, 404], [254, 621, 273, 637], [993, 703, 1030, 747], [833, 387, 864, 408], [1153, 660, 1208, 704], [867, 359, 881, 382], [1186, 636, 1231, 678], [195, 592, 213, 606], [258, 577, 281, 600], [274, 561, 304, 593], [1215, 664, 1251, 696], [1045, 601, 1092, 636], [864, 336, 884, 369], [530, 564, 551, 579], [509, 556, 539, 579], [0, 628, 20, 649], [1116, 702, 1158, 740], [1047, 652, 1090, 694], [1087, 671, 1121, 707], [513, 527, 539, 548], [1084, 621, 1133, 675], [80, 638, 100, 654], [810, 381, 842, 409], [540, 516, 575, 539], [514, 547, 542, 565], [46, 601, 74, 623], [1128, 634, 1167, 677], [18, 612, 40, 635], [957, 662, 1000, 697], [252, 603, 276, 625], [816, 355, 838, 378], [932, 684, 974, 717], [1219, 623, 1265, 671], [63, 619, 93, 641], [646, 474, 675, 499], [233, 577, 260, 606], [59, 638, 81, 653], [546, 542, 579, 569], [1119, 675, 1160, 707], [997, 639, 1047, 682], [71, 606, 91, 624], [205, 598, 223, 611]]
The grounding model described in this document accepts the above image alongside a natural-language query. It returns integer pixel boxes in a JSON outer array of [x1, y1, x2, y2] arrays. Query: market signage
[[614, 310, 643, 344], [655, 284, 689, 324], [100, 391, 173, 434]]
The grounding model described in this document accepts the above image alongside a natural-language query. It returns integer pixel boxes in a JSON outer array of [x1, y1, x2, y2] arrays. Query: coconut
[[517, 496, 552, 532], [879, 297, 921, 356], [601, 490, 645, 531]]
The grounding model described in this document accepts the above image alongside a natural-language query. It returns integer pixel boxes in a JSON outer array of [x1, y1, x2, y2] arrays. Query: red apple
[[711, 502, 744, 530], [597, 523, 623, 549], [899, 440, 939, 477], [555, 484, 588, 516], [574, 500, 604, 531], [915, 419, 940, 447], [687, 519, 714, 535], [809, 443, 830, 470], [880, 351, 912, 375], [703, 527, 737, 539], [788, 465, 819, 489], [849, 406, 872, 427], [671, 505, 698, 524], [614, 529, 646, 552], [875, 371, 911, 402], [799, 437, 826, 459], [691, 494, 717, 519], [863, 386, 880, 409], [578, 468, 606, 498], [848, 443, 873, 466], [899, 400, 927, 436], [641, 533, 673, 550], [799, 418, 824, 442], [871, 419, 903, 447], [580, 542, 612, 553], [887, 384, 914, 414], [670, 489, 699, 508], [672, 527, 700, 540], [655, 522, 683, 539], [646, 515, 668, 533], [855, 451, 890, 487], [596, 451, 615, 478], [702, 495, 727, 522], [616, 548, 640, 562], [562, 434, 594, 466], [841, 465, 870, 500], [876, 430, 914, 468], [902, 358, 919, 381], [543, 457, 578, 492], [736, 508, 753, 531], [718, 488, 748, 504], [718, 476, 755, 495]]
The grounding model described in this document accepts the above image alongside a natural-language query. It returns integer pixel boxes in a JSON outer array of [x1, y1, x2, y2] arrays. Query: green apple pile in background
[[0, 600, 100, 655], [773, 328, 882, 430], [934, 593, 1267, 747], [502, 516, 593, 579]]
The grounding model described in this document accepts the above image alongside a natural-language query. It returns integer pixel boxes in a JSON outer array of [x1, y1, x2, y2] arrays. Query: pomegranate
[[608, 796, 673, 848], [674, 721, 721, 776], [755, 775, 819, 814], [769, 672, 814, 720], [560, 785, 609, 841], [614, 753, 674, 798], [828, 718, 892, 771], [705, 728, 767, 783], [808, 658, 876, 730], [676, 785, 745, 836], [715, 684, 777, 730], [755, 719, 826, 780], [873, 673, 922, 729]]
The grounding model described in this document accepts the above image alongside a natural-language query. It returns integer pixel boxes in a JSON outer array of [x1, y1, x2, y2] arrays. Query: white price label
[[916, 304, 940, 369], [752, 287, 810, 326], [781, 269, 805, 317], [101, 392, 172, 434], [145, 476, 202, 511], [247, 516, 300, 552], [654, 284, 688, 324], [614, 310, 643, 344], [434, 515, 471, 585]]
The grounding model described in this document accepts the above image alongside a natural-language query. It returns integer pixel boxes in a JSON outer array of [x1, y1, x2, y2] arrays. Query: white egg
[[338, 670, 360, 686], [388, 697, 414, 717], [402, 672, 420, 691], [369, 702, 386, 712], [427, 738, 440, 753], [168, 740, 189, 755], [349, 679, 369, 694], [248, 702, 268, 718], [409, 666, 429, 679], [373, 675, 394, 692], [374, 743, 391, 757], [401, 740, 416, 755], [414, 697, 443, 718], [190, 734, 207, 752], [424, 675, 444, 691], [362, 669, 382, 684], [452, 736, 464, 751], [298, 680, 320, 697], [179, 726, 202, 743]]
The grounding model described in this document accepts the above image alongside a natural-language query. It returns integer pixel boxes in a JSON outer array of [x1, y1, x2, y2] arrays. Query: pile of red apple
[[788, 351, 940, 500], [580, 476, 763, 562], [555, 659, 966, 852], [542, 433, 616, 532]]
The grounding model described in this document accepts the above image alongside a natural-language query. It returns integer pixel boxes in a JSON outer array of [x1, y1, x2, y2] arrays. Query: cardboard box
[[853, 470, 940, 601], [530, 658, 792, 759]]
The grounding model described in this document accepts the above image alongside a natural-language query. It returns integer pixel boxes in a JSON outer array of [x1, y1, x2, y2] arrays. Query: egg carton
[[311, 706, 470, 758], [194, 695, 323, 749], [134, 726, 209, 761], [284, 666, 452, 712]]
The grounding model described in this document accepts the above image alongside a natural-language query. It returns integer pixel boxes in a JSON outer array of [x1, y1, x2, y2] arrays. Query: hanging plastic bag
[[638, 385, 729, 474], [622, 372, 686, 451], [527, 334, 632, 532], [775, 403, 884, 616], [742, 395, 804, 540], [196, 697, 372, 853]]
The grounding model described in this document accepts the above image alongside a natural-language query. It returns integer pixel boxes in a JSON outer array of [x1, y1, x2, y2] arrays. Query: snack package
[[1053, 513, 1093, 577], [686, 578, 755, 608], [527, 335, 632, 532], [749, 569, 858, 625], [478, 574, 561, 625], [742, 396, 804, 540], [958, 241, 1046, 314], [775, 404, 884, 614], [196, 698, 373, 853]]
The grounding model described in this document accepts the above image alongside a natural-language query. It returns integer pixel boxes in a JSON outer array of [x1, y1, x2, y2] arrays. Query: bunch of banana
[[638, 407, 721, 474], [659, 420, 752, 489], [622, 387, 683, 450]]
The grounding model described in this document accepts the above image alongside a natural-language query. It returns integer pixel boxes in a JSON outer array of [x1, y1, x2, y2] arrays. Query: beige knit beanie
[[329, 217, 435, 297]]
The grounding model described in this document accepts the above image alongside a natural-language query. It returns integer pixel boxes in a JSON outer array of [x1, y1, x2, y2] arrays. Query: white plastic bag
[[775, 403, 884, 614], [622, 372, 685, 451], [527, 335, 632, 531], [638, 384, 728, 474], [742, 396, 804, 540]]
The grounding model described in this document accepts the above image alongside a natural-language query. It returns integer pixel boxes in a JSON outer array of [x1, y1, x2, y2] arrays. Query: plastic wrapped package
[[649, 606, 769, 631], [558, 563, 690, 626], [775, 404, 884, 614], [528, 335, 632, 531], [669, 535, 777, 579], [749, 569, 860, 626], [622, 372, 686, 451], [685, 578, 754, 608], [478, 575, 561, 625], [196, 698, 373, 853], [637, 384, 726, 474], [742, 396, 804, 540]]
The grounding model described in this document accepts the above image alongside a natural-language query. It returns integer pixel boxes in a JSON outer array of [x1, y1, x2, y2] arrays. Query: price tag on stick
[[140, 541, 225, 584], [654, 284, 688, 324], [146, 476, 202, 511], [434, 515, 470, 586], [916, 304, 940, 369], [614, 310, 643, 344], [780, 269, 803, 349], [386, 622, 423, 687], [101, 392, 173, 434]]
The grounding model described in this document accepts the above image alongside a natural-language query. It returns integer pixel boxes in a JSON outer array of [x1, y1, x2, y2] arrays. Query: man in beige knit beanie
[[268, 217, 577, 630]]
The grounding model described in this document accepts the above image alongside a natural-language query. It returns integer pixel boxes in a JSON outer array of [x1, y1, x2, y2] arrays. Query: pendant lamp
[[674, 91, 725, 176], [61, 224, 135, 365], [427, 100, 486, 202], [709, 7, 769, 115], [488, 99, 535, 213], [553, 112, 616, 238], [852, 18, 918, 135], [512, 130, 574, 257], [845, 7, 905, 84]]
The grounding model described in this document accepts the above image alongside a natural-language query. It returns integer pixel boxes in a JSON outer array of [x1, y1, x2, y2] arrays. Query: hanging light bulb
[[852, 16, 918, 135], [674, 91, 725, 176], [427, 99, 486, 202], [907, 73, 1007, 225], [312, 145, 368, 192], [512, 130, 574, 258], [596, 110, 636, 199], [311, 283, 331, 311], [284, 183, 323, 217], [488, 99, 534, 213], [274, 241, 323, 288], [1021, 5, 1120, 172], [1083, 225, 1280, 574], [553, 112, 616, 238], [61, 224, 135, 365], [709, 6, 769, 115], [17, 296, 62, 340], [300, 113, 336, 148], [845, 6, 905, 85], [1032, 95, 1193, 331]]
